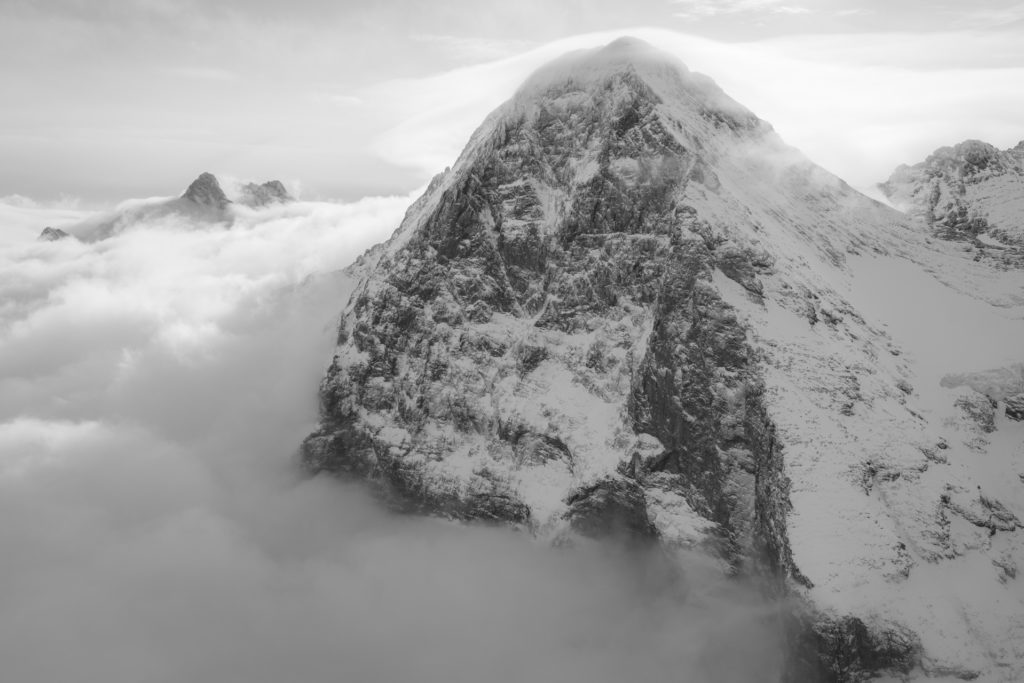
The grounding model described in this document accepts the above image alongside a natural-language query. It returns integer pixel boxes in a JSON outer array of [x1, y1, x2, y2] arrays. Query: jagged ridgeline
[[303, 38, 919, 680]]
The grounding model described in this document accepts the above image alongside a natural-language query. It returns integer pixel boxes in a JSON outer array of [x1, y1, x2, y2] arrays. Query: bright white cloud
[[0, 198, 783, 682]]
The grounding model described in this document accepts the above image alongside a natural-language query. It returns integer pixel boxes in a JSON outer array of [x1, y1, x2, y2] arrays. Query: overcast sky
[[3, 0, 1023, 205]]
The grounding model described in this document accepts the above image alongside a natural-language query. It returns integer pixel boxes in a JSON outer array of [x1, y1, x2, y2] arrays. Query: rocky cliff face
[[880, 140, 1024, 264], [304, 38, 1024, 681]]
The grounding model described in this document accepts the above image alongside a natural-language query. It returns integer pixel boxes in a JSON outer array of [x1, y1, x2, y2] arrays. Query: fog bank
[[0, 197, 783, 682]]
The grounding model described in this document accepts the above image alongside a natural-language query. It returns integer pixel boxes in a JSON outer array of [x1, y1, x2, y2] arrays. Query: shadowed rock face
[[302, 38, 923, 681], [183, 172, 231, 209]]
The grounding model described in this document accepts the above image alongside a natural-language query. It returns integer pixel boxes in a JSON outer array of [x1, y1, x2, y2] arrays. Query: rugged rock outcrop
[[304, 38, 1024, 681], [880, 139, 1024, 263], [1007, 393, 1024, 421], [238, 180, 293, 207]]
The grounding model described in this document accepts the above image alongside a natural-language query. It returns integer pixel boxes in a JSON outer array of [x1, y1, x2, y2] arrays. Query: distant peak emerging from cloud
[[183, 172, 232, 209], [38, 172, 296, 243], [37, 226, 71, 242]]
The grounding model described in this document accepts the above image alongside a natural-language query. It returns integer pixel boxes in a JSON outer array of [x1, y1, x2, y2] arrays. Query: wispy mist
[[0, 197, 782, 682]]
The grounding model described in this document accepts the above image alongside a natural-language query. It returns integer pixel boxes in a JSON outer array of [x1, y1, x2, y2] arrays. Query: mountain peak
[[238, 180, 294, 208], [38, 226, 71, 242], [880, 137, 1024, 248], [510, 37, 762, 138], [517, 37, 686, 93], [587, 35, 677, 68], [182, 172, 230, 208]]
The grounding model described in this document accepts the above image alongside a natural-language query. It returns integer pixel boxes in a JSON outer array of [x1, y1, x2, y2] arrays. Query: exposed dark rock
[[939, 485, 1021, 535], [38, 226, 71, 241], [563, 477, 657, 542], [954, 392, 997, 433], [515, 343, 549, 375], [1005, 393, 1024, 421], [786, 614, 921, 682], [714, 240, 767, 297]]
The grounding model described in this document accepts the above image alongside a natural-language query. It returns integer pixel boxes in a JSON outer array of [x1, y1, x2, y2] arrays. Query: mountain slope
[[304, 38, 1024, 681]]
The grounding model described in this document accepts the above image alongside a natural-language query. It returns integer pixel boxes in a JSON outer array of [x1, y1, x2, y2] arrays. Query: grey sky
[[2, 0, 1023, 205]]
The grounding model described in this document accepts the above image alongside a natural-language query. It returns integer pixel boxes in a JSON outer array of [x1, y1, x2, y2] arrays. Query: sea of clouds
[[0, 195, 783, 682]]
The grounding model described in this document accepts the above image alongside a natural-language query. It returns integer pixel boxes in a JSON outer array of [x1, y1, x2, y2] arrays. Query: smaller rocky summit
[[37, 226, 71, 241], [237, 180, 294, 208], [182, 172, 231, 209], [880, 139, 1024, 254], [45, 171, 292, 243]]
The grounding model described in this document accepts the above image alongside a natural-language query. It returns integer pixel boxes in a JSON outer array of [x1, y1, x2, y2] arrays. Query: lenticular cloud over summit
[[0, 192, 783, 683]]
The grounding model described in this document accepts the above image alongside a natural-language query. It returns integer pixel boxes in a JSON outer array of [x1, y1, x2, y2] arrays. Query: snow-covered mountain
[[880, 140, 1024, 264], [303, 38, 1024, 681], [48, 172, 295, 242]]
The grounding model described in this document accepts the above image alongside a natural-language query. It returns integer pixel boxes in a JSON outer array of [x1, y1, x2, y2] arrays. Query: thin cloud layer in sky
[[0, 199, 785, 682], [1, 1, 1022, 205]]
